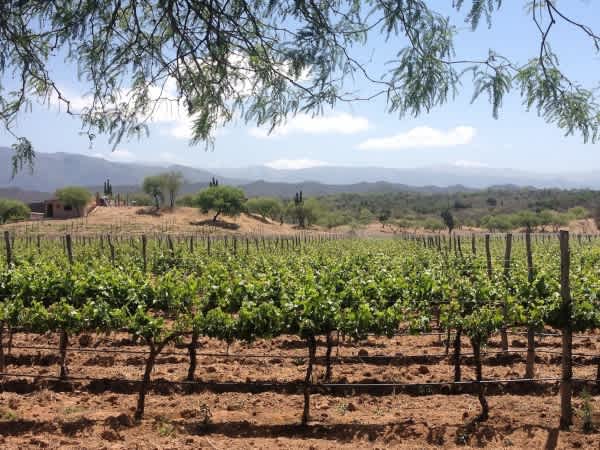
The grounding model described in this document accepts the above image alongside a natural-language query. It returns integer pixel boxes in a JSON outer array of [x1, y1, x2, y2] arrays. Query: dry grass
[[5, 206, 598, 237], [5, 206, 323, 236]]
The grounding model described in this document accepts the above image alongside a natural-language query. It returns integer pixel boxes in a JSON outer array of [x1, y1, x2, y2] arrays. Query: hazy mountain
[[212, 165, 576, 188], [229, 181, 476, 198], [0, 187, 53, 203], [1, 148, 600, 195], [0, 147, 244, 192]]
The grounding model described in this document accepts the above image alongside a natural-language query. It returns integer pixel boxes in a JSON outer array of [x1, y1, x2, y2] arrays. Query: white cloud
[[358, 126, 476, 151], [249, 113, 370, 138], [453, 160, 489, 168], [265, 159, 329, 170], [166, 120, 194, 140], [92, 149, 136, 162], [42, 86, 92, 113]]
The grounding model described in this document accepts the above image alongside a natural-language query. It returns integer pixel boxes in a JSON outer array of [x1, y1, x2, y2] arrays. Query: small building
[[28, 199, 93, 219]]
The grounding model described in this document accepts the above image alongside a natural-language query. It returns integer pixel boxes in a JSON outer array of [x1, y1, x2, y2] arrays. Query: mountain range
[[1, 147, 599, 202]]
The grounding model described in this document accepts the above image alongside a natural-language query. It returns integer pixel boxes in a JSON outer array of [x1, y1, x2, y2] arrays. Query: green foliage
[[441, 209, 455, 233], [246, 197, 283, 220], [567, 207, 588, 221], [160, 171, 183, 208], [480, 214, 514, 232], [0, 198, 30, 224], [422, 218, 445, 232], [10, 138, 35, 178], [55, 187, 92, 215], [4, 2, 600, 175], [3, 232, 600, 422], [128, 192, 154, 207], [103, 179, 113, 197], [195, 185, 246, 221], [142, 176, 165, 209], [378, 209, 391, 226], [303, 187, 598, 231], [286, 194, 320, 228]]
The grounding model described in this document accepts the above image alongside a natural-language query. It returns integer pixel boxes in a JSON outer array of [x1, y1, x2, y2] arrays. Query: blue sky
[[1, 1, 599, 172]]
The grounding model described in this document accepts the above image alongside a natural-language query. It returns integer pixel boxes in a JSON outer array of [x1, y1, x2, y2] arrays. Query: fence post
[[108, 234, 115, 266], [525, 231, 536, 378], [3, 231, 12, 266], [500, 233, 512, 352], [167, 235, 174, 255], [65, 234, 73, 265], [141, 235, 147, 273], [559, 230, 573, 430], [484, 234, 492, 279]]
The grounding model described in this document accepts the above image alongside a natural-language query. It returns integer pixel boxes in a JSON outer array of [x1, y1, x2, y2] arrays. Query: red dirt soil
[[0, 330, 598, 449]]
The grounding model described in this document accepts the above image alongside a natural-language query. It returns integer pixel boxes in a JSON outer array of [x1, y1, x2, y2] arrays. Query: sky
[[1, 1, 600, 172]]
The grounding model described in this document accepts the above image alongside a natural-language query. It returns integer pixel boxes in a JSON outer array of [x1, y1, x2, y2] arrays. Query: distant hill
[[0, 187, 52, 203], [85, 180, 469, 200], [0, 147, 244, 192], [212, 165, 577, 188], [2, 147, 600, 195], [229, 181, 476, 198]]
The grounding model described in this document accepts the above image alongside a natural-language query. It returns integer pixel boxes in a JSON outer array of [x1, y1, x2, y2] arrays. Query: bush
[[127, 192, 154, 206], [480, 214, 514, 232], [177, 194, 196, 207], [55, 186, 92, 215], [195, 185, 246, 221], [567, 206, 589, 220], [142, 176, 165, 209], [422, 217, 445, 232], [246, 197, 283, 220], [0, 199, 30, 224]]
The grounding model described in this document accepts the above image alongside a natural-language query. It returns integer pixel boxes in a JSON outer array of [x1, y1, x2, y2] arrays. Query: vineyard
[[0, 229, 599, 448]]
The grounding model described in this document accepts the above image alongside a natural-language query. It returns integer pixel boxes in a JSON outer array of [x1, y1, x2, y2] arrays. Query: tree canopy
[[161, 171, 184, 209], [195, 185, 246, 221], [2, 1, 600, 172], [55, 187, 92, 215], [246, 197, 283, 221], [0, 198, 30, 224], [142, 176, 165, 209]]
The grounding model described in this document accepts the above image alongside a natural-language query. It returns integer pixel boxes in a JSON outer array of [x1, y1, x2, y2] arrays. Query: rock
[[105, 413, 134, 429], [29, 438, 49, 448], [346, 402, 357, 412], [78, 334, 93, 347], [205, 366, 217, 373], [511, 339, 526, 347], [180, 409, 197, 419], [358, 349, 369, 357], [100, 430, 121, 442], [8, 398, 19, 409], [418, 365, 430, 375]]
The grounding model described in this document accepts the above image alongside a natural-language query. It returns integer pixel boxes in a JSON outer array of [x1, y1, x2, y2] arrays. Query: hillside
[[0, 147, 244, 192], [2, 206, 311, 236], [4, 148, 600, 193], [0, 187, 52, 202]]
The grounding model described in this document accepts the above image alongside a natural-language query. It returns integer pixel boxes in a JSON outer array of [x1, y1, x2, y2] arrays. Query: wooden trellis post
[[559, 230, 573, 430]]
